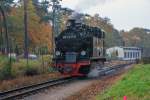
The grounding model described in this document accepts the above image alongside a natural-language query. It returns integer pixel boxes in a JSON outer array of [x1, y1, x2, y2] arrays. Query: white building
[[106, 46, 142, 60]]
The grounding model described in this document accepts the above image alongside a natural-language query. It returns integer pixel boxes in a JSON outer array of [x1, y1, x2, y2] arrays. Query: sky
[[60, 0, 150, 30]]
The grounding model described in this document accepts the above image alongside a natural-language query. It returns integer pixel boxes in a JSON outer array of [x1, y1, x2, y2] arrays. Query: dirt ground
[[65, 73, 125, 100], [23, 79, 96, 100], [23, 65, 133, 100], [0, 72, 61, 91], [65, 65, 133, 100], [0, 61, 126, 92]]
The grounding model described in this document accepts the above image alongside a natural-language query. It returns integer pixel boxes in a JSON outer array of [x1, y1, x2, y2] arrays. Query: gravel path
[[65, 64, 134, 100], [23, 64, 133, 100], [23, 79, 97, 100]]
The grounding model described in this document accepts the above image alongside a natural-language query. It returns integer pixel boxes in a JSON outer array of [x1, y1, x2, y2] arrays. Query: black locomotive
[[53, 19, 106, 76]]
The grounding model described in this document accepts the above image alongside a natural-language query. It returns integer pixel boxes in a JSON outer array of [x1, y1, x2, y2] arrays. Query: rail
[[0, 77, 74, 100], [0, 62, 133, 100]]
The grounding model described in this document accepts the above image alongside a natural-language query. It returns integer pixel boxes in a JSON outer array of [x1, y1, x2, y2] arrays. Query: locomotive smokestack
[[67, 12, 84, 28], [69, 12, 83, 23], [69, 12, 80, 19]]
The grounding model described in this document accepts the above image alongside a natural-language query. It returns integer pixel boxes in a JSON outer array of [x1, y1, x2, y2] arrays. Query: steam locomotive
[[53, 19, 106, 76]]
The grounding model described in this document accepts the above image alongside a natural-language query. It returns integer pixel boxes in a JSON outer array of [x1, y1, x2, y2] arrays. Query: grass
[[0, 55, 54, 80], [0, 72, 61, 91], [0, 55, 60, 91], [96, 64, 150, 100], [0, 55, 8, 67]]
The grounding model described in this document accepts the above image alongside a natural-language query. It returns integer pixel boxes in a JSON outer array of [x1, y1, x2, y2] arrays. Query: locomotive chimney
[[67, 19, 75, 27]]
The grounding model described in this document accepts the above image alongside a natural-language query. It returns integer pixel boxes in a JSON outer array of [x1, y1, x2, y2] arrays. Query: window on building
[[124, 52, 127, 58], [132, 52, 134, 58], [130, 52, 131, 58], [127, 52, 129, 58], [137, 52, 139, 58], [133, 52, 135, 58], [135, 52, 137, 58]]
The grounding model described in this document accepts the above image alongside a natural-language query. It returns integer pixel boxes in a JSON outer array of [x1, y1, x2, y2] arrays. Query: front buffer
[[53, 60, 91, 77]]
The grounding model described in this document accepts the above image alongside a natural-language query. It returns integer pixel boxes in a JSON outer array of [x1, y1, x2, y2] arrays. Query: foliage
[[0, 55, 53, 80], [0, 56, 12, 80], [24, 66, 39, 76], [121, 28, 150, 57], [0, 0, 15, 12], [1, 0, 150, 54], [1, 0, 125, 53], [32, 0, 51, 23], [83, 14, 123, 48], [141, 57, 150, 64], [0, 63, 12, 80], [0, 0, 53, 53], [96, 64, 150, 100]]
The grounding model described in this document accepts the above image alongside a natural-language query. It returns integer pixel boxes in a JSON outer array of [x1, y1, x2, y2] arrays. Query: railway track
[[0, 62, 133, 100], [100, 63, 133, 76], [88, 62, 133, 77], [0, 77, 74, 100]]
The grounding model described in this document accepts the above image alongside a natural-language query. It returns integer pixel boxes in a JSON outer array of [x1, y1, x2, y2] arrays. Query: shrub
[[141, 57, 150, 64], [14, 59, 41, 76], [0, 55, 54, 80], [0, 63, 13, 80], [48, 66, 55, 72], [24, 66, 39, 76]]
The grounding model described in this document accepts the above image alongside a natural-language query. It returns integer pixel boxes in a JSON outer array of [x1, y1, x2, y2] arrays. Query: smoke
[[69, 12, 81, 19], [87, 68, 100, 78], [75, 0, 113, 12]]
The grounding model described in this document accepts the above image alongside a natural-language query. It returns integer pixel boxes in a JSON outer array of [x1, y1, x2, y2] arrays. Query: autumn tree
[[121, 28, 150, 57], [1, 0, 52, 54], [27, 0, 52, 52], [82, 13, 123, 48]]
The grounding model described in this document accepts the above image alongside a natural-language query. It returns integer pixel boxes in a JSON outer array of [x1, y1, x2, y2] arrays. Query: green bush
[[48, 66, 55, 72], [0, 55, 8, 64], [12, 59, 42, 76], [0, 56, 14, 80], [0, 63, 12, 80], [24, 66, 39, 76], [39, 55, 52, 65], [0, 55, 54, 80], [141, 57, 150, 64]]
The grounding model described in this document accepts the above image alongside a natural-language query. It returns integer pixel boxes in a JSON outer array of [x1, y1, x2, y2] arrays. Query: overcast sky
[[61, 0, 150, 30]]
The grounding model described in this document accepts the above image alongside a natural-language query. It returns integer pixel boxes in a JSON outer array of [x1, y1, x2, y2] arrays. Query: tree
[[82, 13, 123, 48], [32, 0, 51, 23], [0, 0, 15, 54], [23, 0, 29, 58], [0, 0, 15, 12], [26, 0, 52, 52], [0, 5, 9, 54], [121, 28, 150, 57]]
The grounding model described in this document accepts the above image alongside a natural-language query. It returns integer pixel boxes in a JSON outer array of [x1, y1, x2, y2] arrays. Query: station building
[[106, 46, 142, 61]]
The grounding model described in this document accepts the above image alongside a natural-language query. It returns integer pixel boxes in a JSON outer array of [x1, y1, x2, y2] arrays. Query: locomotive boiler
[[53, 19, 106, 76]]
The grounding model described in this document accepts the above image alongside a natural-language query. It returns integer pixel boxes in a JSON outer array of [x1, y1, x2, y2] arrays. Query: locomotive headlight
[[81, 51, 86, 56], [56, 51, 61, 56]]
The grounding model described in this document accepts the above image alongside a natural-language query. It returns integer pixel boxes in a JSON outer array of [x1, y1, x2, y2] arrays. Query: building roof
[[108, 46, 141, 50]]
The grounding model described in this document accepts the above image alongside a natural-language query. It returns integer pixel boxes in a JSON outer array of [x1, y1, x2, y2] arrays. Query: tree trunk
[[0, 5, 9, 54], [23, 0, 29, 59]]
